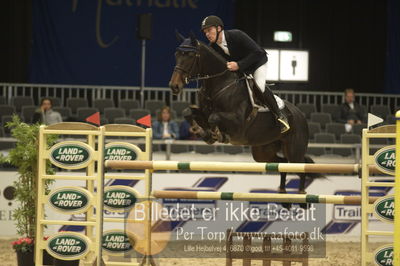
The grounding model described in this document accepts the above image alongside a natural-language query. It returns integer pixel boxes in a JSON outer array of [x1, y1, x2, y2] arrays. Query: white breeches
[[253, 62, 268, 92]]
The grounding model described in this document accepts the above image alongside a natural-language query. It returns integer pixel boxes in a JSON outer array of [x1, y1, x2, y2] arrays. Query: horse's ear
[[189, 31, 198, 46], [175, 30, 185, 42]]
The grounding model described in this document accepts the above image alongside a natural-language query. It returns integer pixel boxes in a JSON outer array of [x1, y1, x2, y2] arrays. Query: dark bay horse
[[169, 32, 319, 198]]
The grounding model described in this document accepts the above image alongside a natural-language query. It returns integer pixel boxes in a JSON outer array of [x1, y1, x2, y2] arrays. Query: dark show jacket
[[339, 102, 365, 123], [210, 29, 267, 74]]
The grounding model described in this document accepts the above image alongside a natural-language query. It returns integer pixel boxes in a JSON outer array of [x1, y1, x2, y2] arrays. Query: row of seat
[[0, 106, 181, 127], [0, 114, 136, 137], [297, 103, 396, 123], [308, 121, 366, 140], [5, 96, 398, 120], [1, 96, 191, 117], [307, 131, 393, 157], [5, 95, 399, 123], [306, 111, 397, 130]]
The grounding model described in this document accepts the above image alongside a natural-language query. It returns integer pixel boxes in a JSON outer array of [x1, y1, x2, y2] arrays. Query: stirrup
[[278, 117, 290, 133]]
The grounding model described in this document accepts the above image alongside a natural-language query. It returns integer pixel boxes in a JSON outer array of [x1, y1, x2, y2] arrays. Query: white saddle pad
[[245, 78, 285, 112]]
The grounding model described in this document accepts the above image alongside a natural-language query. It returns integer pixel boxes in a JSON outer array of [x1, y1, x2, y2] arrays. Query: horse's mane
[[178, 37, 227, 66], [197, 40, 227, 65], [177, 37, 234, 77]]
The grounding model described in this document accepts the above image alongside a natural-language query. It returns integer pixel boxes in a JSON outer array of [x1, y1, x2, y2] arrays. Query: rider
[[201, 15, 290, 133]]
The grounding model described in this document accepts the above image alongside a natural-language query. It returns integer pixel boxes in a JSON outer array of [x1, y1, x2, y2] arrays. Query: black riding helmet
[[201, 15, 224, 31]]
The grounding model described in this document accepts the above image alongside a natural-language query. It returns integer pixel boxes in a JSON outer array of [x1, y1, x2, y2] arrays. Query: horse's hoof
[[200, 130, 216, 145], [218, 133, 230, 143], [204, 134, 216, 145], [278, 188, 287, 194], [222, 135, 230, 144], [211, 132, 219, 141], [191, 125, 203, 135], [205, 139, 216, 145]]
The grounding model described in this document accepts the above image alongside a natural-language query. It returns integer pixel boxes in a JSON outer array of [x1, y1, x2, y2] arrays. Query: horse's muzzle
[[169, 82, 182, 95]]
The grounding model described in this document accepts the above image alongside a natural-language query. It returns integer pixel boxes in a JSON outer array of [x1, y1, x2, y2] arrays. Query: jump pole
[[395, 110, 400, 265], [152, 190, 378, 205], [105, 160, 360, 174]]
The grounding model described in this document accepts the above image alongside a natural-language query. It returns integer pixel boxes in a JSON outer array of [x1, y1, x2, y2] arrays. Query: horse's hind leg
[[251, 142, 288, 188], [251, 142, 291, 208], [281, 139, 309, 208], [298, 173, 307, 194], [251, 142, 282, 163]]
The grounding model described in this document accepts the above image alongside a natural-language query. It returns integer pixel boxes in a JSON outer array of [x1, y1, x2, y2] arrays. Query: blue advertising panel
[[30, 0, 235, 86]]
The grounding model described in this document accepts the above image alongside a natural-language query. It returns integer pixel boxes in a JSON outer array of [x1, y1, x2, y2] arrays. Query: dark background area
[[0, 0, 398, 93], [0, 0, 32, 83], [235, 0, 388, 93]]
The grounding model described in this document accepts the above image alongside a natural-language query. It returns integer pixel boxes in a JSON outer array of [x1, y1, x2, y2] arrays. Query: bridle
[[173, 41, 246, 102], [174, 43, 229, 84]]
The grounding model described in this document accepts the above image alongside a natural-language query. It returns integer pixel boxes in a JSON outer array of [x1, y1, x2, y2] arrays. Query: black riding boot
[[261, 86, 290, 133]]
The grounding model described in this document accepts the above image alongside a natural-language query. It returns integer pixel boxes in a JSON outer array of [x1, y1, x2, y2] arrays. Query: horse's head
[[169, 31, 200, 95]]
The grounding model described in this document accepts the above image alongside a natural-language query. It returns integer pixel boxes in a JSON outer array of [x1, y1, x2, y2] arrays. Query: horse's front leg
[[208, 111, 242, 143], [183, 106, 216, 144]]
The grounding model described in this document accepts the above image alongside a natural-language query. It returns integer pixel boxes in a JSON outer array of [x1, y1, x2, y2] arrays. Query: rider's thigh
[[253, 63, 268, 92]]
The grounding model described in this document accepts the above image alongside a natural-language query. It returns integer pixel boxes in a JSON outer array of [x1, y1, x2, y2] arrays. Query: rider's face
[[203, 26, 220, 43], [345, 92, 355, 104]]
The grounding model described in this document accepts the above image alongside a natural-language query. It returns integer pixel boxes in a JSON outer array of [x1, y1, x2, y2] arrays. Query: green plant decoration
[[0, 115, 58, 240]]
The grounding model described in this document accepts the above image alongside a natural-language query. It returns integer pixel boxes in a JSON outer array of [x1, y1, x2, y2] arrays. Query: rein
[[174, 39, 258, 135], [175, 42, 244, 103], [186, 69, 229, 83], [209, 76, 245, 101], [174, 44, 229, 84]]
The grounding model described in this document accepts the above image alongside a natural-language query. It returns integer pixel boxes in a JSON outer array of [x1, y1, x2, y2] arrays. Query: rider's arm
[[231, 30, 266, 71]]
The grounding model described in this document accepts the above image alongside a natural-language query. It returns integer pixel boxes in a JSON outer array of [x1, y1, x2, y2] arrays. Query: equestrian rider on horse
[[201, 15, 290, 133]]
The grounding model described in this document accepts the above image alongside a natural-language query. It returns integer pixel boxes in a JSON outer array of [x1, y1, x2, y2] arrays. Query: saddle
[[244, 75, 285, 112], [243, 75, 285, 124], [245, 77, 264, 107]]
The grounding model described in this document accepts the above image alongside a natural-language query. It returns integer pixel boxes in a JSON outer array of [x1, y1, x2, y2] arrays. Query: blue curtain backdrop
[[29, 0, 235, 86], [385, 0, 400, 93]]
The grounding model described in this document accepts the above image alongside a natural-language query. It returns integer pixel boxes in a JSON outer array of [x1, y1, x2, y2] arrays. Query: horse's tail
[[304, 155, 325, 179]]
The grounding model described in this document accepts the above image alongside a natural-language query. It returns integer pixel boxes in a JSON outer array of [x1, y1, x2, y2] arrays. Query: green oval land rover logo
[[48, 187, 92, 214], [105, 143, 141, 161], [373, 195, 394, 223], [103, 186, 138, 212], [47, 233, 91, 260], [102, 230, 133, 254], [374, 145, 396, 175], [49, 141, 93, 169], [374, 245, 393, 266]]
